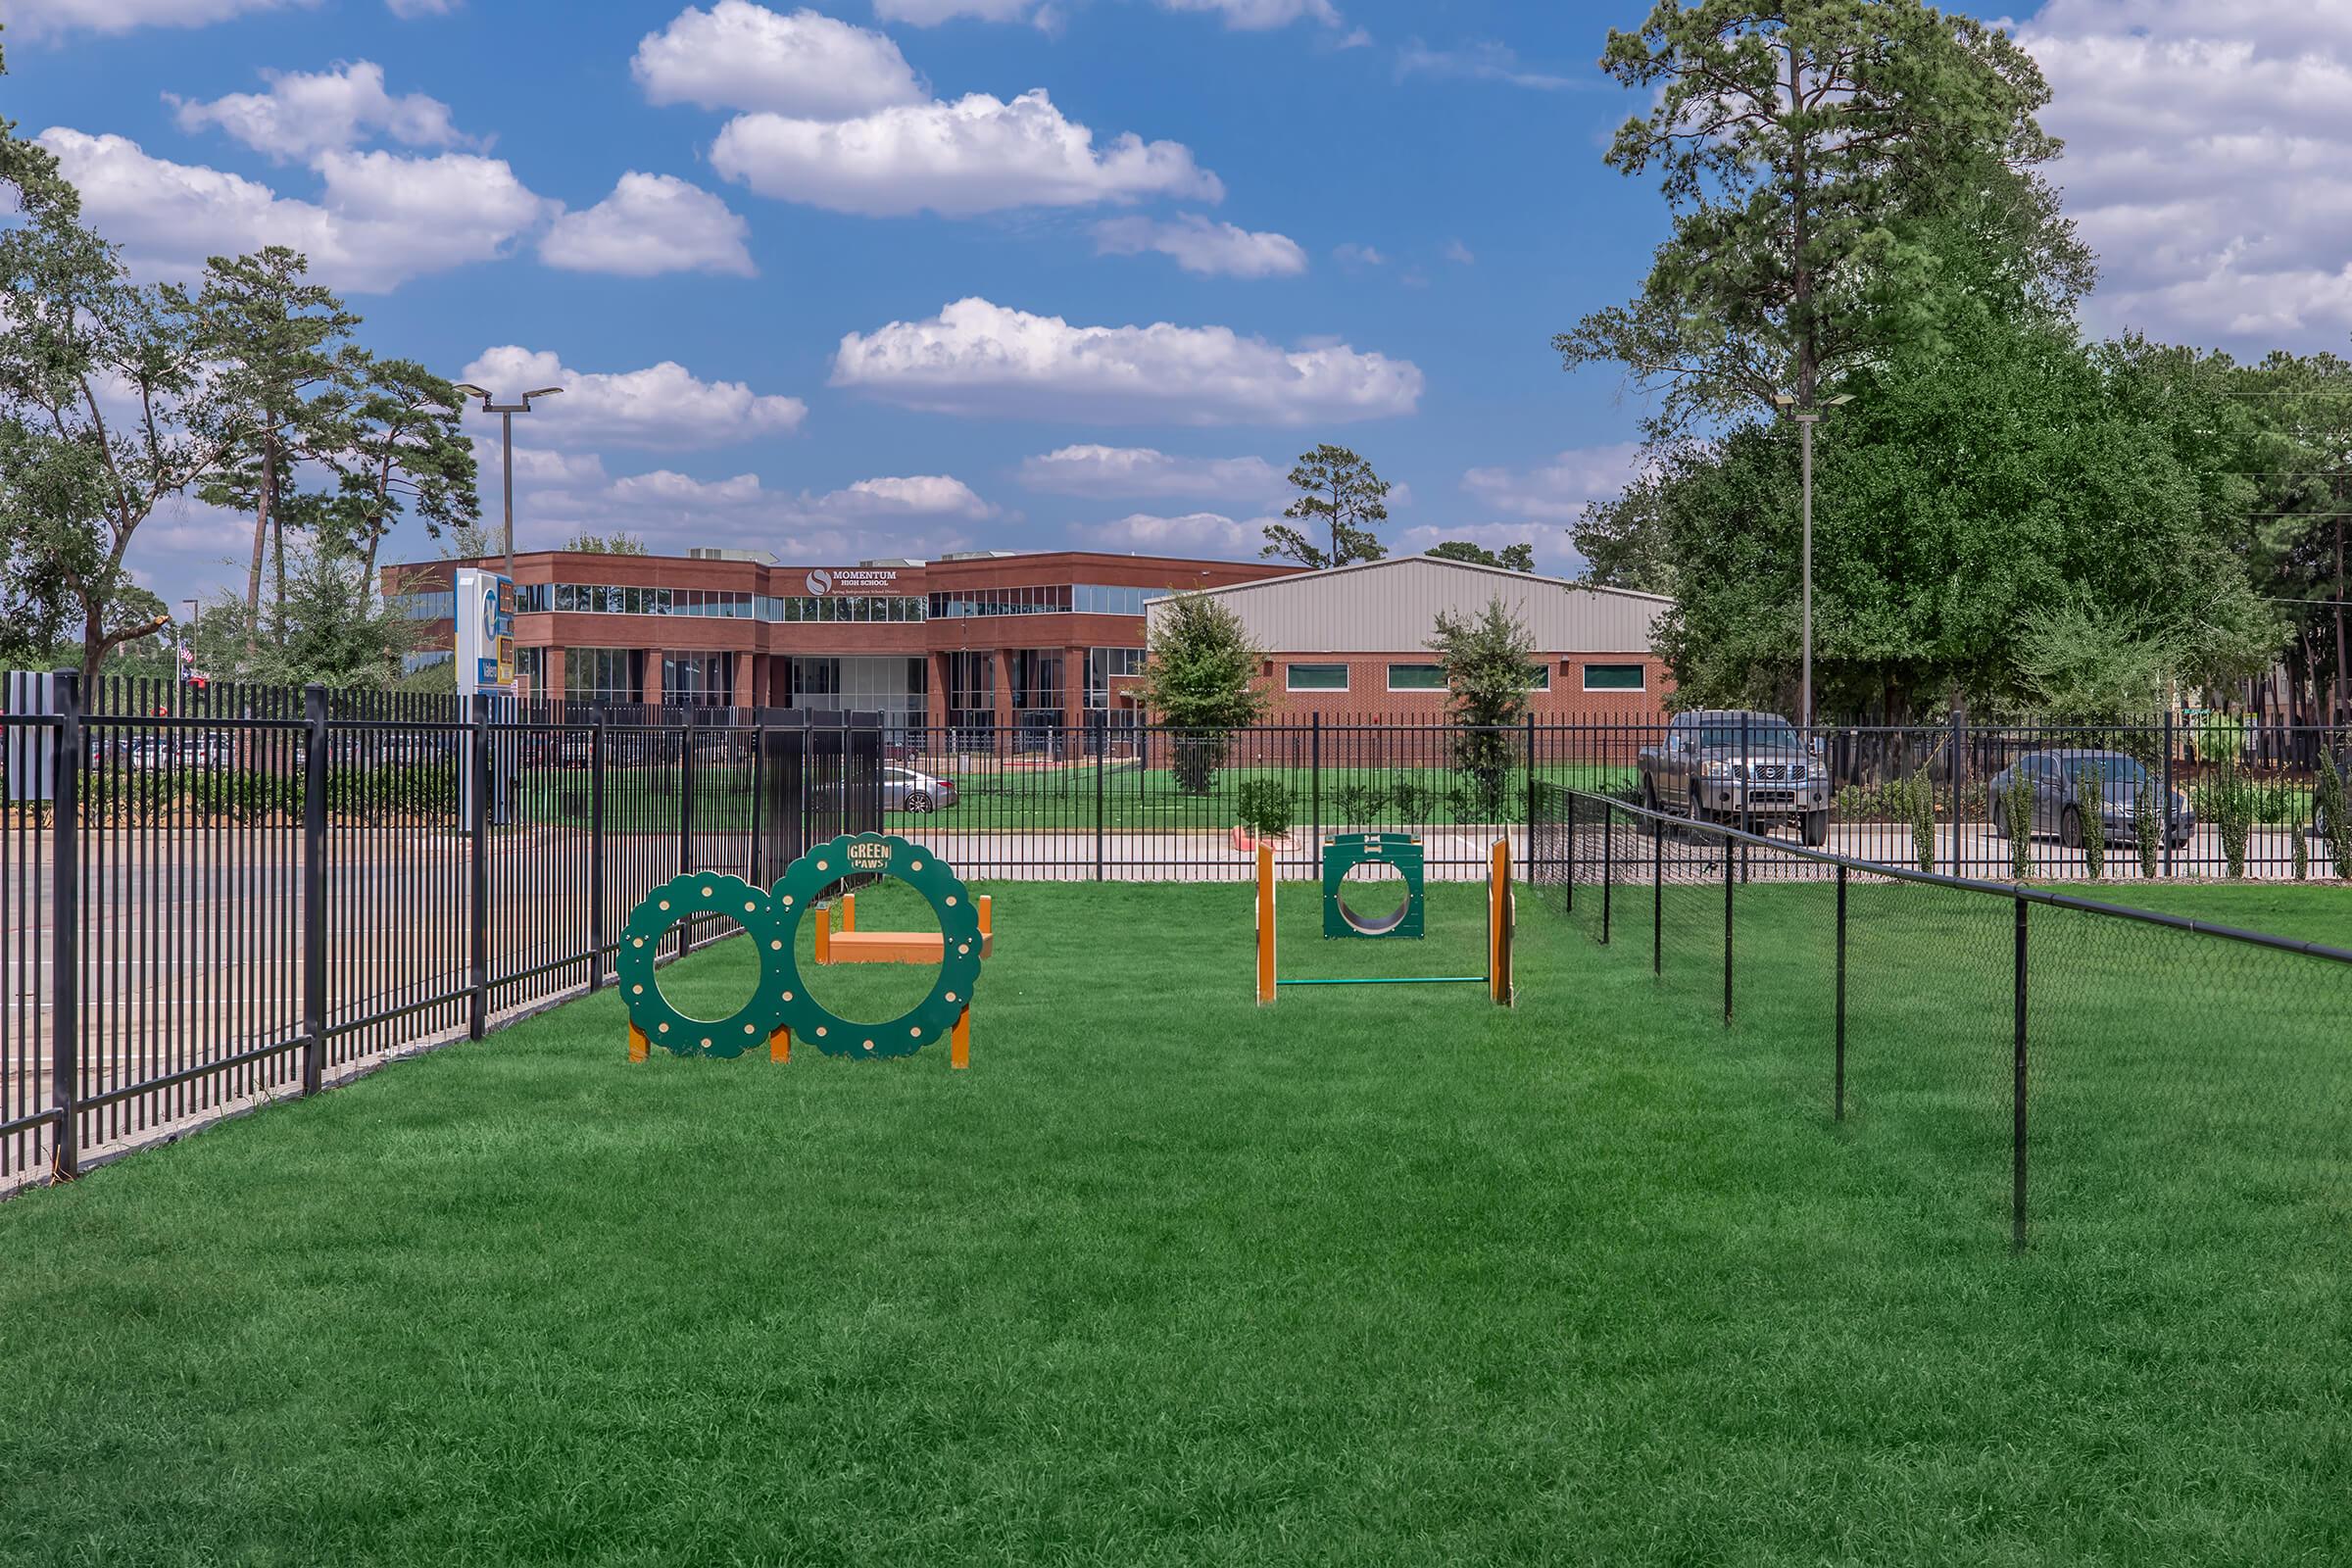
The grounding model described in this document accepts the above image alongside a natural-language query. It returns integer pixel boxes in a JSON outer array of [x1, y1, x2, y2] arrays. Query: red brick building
[[1146, 555, 1674, 722], [385, 548, 1296, 740]]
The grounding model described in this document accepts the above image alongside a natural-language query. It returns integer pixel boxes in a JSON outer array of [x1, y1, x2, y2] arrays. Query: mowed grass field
[[1, 875, 2348, 1565]]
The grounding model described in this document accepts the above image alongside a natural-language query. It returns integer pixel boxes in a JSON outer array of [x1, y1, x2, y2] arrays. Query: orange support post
[[842, 894, 857, 932], [1255, 841, 1276, 1004], [628, 1023, 648, 1062], [770, 1026, 792, 1063], [1489, 838, 1514, 1007], [979, 895, 992, 940], [814, 904, 831, 964], [950, 1006, 970, 1070]]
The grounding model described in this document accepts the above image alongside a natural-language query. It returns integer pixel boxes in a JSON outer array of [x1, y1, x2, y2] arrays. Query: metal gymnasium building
[[388, 548, 1293, 740], [1144, 555, 1674, 722]]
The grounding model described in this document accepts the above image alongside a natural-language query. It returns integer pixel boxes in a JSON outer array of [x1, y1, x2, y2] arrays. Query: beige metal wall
[[1147, 555, 1668, 654]]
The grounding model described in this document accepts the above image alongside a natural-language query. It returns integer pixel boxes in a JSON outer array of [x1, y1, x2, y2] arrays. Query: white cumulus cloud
[[2021, 1, 2352, 344], [1459, 444, 1646, 523], [167, 61, 469, 162], [711, 89, 1220, 216], [459, 347, 808, 449], [1082, 512, 1271, 558], [832, 297, 1422, 425], [1157, 0, 1339, 29], [632, 2, 926, 117], [501, 454, 989, 556], [386, 0, 458, 14], [539, 173, 756, 277], [4, 0, 310, 40], [1091, 214, 1306, 277], [38, 128, 550, 292], [1018, 444, 1287, 502], [1395, 38, 1576, 91], [874, 0, 1051, 24], [1394, 523, 1583, 574]]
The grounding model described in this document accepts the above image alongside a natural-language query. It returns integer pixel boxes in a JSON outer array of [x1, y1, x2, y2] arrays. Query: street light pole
[[450, 382, 563, 579], [1775, 392, 1850, 732]]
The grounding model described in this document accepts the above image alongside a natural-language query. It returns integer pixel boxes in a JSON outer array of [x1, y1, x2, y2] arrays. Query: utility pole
[[450, 382, 563, 579]]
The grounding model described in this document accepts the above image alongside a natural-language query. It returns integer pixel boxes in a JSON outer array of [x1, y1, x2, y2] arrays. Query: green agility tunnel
[[1322, 833, 1426, 940]]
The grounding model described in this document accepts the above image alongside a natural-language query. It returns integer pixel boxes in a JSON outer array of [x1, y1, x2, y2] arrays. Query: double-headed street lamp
[[451, 382, 563, 580], [1774, 391, 1852, 732]]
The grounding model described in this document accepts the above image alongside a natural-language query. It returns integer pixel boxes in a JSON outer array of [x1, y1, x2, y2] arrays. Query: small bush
[[2211, 762, 2251, 878], [1449, 775, 1510, 824], [1909, 764, 1936, 874], [2076, 767, 2104, 881], [2293, 821, 2310, 881], [1236, 777, 1293, 840], [1332, 780, 1387, 822], [1388, 773, 1436, 821], [2132, 775, 2162, 879], [2006, 775, 2033, 881], [2320, 752, 2352, 880]]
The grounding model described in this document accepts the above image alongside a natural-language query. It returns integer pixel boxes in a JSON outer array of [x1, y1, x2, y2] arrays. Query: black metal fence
[[0, 675, 881, 1192], [1529, 786, 2352, 1248]]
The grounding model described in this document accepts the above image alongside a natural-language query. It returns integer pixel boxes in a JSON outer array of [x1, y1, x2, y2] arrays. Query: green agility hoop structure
[[1255, 837, 1514, 1006], [1323, 833, 1426, 939], [619, 834, 985, 1067]]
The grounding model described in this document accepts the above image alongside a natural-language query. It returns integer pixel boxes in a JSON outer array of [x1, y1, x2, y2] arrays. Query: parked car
[[883, 765, 956, 812], [1638, 709, 1829, 846], [1987, 749, 2193, 849]]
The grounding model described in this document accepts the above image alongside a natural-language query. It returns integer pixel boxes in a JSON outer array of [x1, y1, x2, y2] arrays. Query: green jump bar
[[1276, 976, 1488, 987]]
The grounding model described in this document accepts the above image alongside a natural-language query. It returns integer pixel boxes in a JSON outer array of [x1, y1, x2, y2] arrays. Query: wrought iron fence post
[[1093, 709, 1105, 883], [1835, 861, 1847, 1120], [747, 714, 765, 891], [1652, 804, 1662, 975], [2161, 710, 2177, 879], [1739, 710, 1751, 883], [1601, 800, 1614, 945], [1723, 822, 1735, 1024], [1948, 706, 1967, 877], [466, 691, 489, 1043], [588, 710, 606, 992], [1310, 713, 1322, 874], [301, 683, 327, 1096], [678, 714, 695, 875], [1564, 785, 1577, 913], [50, 669, 80, 1180], [1524, 711, 1537, 833], [2013, 894, 2030, 1250]]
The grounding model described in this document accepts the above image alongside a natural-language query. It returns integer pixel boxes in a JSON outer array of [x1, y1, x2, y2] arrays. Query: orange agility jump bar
[[815, 892, 993, 965]]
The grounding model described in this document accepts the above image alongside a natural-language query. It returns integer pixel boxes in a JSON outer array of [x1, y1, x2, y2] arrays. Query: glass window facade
[[662, 652, 735, 708], [390, 588, 456, 620], [565, 648, 642, 706], [928, 584, 1164, 619], [515, 581, 922, 623], [1287, 662, 1348, 692], [1084, 646, 1146, 708], [1582, 662, 1645, 692], [945, 651, 994, 740], [1387, 662, 1446, 692]]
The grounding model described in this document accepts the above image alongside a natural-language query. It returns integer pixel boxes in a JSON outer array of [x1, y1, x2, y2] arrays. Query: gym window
[[1583, 662, 1645, 692], [1287, 662, 1348, 692], [1386, 662, 1446, 692]]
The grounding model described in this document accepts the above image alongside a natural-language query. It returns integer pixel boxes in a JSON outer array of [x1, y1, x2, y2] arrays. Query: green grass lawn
[[2, 878, 2348, 1565]]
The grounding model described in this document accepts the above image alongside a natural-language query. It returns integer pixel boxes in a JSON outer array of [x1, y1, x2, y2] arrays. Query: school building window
[[1583, 662, 1645, 692], [1287, 662, 1348, 692]]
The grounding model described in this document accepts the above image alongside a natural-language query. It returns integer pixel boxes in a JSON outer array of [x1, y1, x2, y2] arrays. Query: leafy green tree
[[1429, 597, 1536, 815], [0, 191, 240, 686], [195, 247, 362, 631], [1556, 0, 2089, 434], [326, 356, 478, 585], [1425, 540, 1535, 571], [1262, 444, 1389, 568], [564, 531, 650, 555], [195, 541, 421, 689], [1135, 590, 1271, 794]]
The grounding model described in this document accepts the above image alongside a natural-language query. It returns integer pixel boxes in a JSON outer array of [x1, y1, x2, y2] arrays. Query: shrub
[[1429, 597, 1534, 816], [1449, 777, 1510, 824], [1388, 773, 1436, 821], [2132, 773, 2162, 879], [2006, 773, 2033, 881], [1332, 780, 1387, 822], [2293, 821, 2310, 881], [2076, 767, 2105, 880], [1236, 778, 1293, 841], [2320, 752, 2352, 881], [2211, 761, 2251, 878], [1909, 764, 1936, 874], [1137, 592, 1271, 796]]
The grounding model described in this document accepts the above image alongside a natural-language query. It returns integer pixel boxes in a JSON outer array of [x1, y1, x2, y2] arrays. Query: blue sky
[[8, 0, 2349, 596]]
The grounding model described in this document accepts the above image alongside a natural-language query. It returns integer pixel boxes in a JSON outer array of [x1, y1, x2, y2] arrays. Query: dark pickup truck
[[1637, 709, 1831, 847]]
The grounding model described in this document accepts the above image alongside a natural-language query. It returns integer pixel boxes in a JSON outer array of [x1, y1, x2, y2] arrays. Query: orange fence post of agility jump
[[1489, 838, 1514, 1007], [1256, 841, 1276, 1004]]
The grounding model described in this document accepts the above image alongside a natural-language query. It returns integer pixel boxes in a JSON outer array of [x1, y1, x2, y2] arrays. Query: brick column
[[927, 651, 951, 731], [1065, 644, 1088, 737], [733, 650, 755, 713], [542, 646, 566, 709], [993, 646, 1014, 739], [641, 648, 664, 707]]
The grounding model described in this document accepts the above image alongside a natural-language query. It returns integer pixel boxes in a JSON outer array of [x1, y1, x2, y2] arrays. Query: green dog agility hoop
[[616, 835, 985, 1061], [1322, 833, 1426, 940], [768, 834, 984, 1059], [616, 872, 796, 1057]]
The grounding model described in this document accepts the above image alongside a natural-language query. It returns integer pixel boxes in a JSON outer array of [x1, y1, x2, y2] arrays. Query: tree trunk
[[243, 435, 274, 651], [79, 601, 105, 697], [271, 506, 287, 648]]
